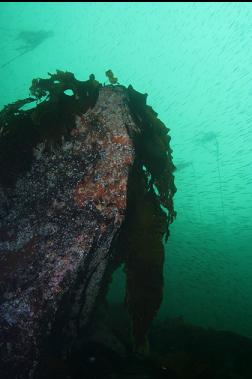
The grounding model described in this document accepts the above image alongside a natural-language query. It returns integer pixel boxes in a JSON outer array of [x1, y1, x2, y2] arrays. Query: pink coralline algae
[[73, 87, 135, 226], [0, 85, 137, 379]]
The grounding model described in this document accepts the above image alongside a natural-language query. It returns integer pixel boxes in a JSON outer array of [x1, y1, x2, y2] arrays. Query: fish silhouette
[[175, 160, 193, 172], [196, 131, 225, 220], [0, 29, 54, 69]]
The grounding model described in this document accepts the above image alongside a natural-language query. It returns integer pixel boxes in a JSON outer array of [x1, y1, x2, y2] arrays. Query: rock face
[[0, 86, 137, 379]]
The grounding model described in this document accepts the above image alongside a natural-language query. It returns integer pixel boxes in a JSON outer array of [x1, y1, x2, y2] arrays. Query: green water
[[1, 2, 252, 339]]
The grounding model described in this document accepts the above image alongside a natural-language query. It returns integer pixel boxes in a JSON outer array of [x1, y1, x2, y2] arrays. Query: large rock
[[0, 86, 137, 378]]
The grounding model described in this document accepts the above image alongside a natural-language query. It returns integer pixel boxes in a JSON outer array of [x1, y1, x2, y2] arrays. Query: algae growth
[[0, 70, 176, 356], [113, 84, 176, 353], [0, 70, 100, 185]]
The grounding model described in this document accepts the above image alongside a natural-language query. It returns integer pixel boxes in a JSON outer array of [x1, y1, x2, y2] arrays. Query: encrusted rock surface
[[0, 86, 137, 378]]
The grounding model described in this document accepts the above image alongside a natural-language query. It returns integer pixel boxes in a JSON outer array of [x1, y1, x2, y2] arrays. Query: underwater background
[[0, 1, 252, 341]]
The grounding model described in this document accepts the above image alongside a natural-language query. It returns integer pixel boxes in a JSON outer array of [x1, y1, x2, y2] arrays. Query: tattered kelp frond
[[112, 85, 177, 354], [0, 71, 100, 185], [127, 84, 177, 230]]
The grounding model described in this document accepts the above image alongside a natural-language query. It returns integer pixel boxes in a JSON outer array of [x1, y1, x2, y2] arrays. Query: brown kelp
[[0, 73, 176, 357], [127, 84, 176, 230], [0, 70, 100, 186], [105, 69, 119, 85], [111, 84, 176, 354]]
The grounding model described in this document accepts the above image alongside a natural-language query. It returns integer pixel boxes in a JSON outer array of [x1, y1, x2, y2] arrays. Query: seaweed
[[105, 69, 119, 85], [0, 71, 100, 186], [110, 85, 177, 354], [127, 84, 177, 228], [0, 73, 177, 358]]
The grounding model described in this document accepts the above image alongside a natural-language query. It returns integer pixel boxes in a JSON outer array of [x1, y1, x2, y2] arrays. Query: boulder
[[0, 85, 137, 378]]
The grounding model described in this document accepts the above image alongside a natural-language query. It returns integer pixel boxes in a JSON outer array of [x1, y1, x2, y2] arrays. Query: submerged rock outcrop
[[0, 71, 176, 378]]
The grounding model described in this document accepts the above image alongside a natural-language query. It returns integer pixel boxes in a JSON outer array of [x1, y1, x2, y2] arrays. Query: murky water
[[1, 0, 252, 349]]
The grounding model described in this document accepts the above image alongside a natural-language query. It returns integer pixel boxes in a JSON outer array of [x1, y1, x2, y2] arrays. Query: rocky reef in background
[[0, 71, 176, 378]]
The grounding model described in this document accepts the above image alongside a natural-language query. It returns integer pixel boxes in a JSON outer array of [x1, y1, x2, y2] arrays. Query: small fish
[[196, 131, 219, 151], [196, 131, 225, 221], [175, 161, 192, 172]]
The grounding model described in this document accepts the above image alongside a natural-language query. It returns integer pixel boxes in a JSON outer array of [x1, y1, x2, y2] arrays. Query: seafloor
[[40, 303, 252, 379]]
